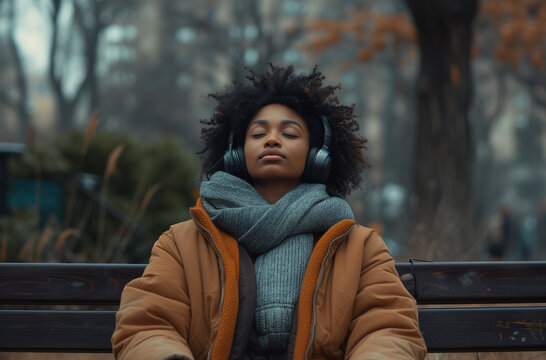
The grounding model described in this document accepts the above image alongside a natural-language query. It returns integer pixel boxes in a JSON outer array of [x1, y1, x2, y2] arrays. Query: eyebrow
[[248, 119, 303, 129]]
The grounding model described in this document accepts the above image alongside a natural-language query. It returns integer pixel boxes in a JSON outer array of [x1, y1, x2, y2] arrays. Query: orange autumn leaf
[[357, 47, 373, 61], [305, 7, 417, 65]]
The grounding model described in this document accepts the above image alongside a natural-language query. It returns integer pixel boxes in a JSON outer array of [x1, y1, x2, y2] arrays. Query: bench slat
[[421, 307, 546, 352], [396, 261, 546, 304], [0, 263, 144, 305], [0, 310, 115, 352], [3, 262, 546, 305], [1, 308, 545, 352]]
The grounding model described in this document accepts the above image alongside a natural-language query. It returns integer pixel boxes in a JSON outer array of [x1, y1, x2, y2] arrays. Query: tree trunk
[[48, 0, 106, 131], [404, 0, 478, 259], [7, 0, 31, 136], [47, 0, 73, 131]]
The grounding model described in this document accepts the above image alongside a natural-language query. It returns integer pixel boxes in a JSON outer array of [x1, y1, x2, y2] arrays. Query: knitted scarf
[[200, 172, 354, 352]]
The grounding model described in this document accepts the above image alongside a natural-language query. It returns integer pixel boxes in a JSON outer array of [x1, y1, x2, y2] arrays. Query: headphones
[[303, 115, 332, 183], [223, 131, 250, 179], [223, 115, 332, 183]]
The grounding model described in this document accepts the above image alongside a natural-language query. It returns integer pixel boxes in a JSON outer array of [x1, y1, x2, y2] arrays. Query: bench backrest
[[397, 261, 546, 352], [1, 261, 546, 353]]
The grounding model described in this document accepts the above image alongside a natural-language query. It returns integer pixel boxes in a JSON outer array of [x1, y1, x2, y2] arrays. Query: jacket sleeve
[[112, 229, 194, 360], [345, 231, 427, 360]]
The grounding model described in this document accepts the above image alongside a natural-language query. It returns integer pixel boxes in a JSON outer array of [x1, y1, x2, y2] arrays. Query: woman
[[112, 65, 426, 359]]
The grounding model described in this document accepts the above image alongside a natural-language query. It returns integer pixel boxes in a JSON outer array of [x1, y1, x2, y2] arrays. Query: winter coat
[[112, 198, 426, 359]]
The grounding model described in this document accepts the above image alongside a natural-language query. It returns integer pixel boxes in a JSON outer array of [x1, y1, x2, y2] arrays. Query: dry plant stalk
[[17, 238, 32, 261], [36, 216, 56, 260], [104, 145, 124, 181], [66, 111, 103, 227], [107, 182, 162, 262], [65, 112, 100, 228], [127, 172, 148, 221], [96, 145, 124, 261], [64, 204, 92, 260], [138, 183, 162, 214], [82, 110, 102, 156], [54, 228, 80, 253], [0, 232, 7, 261]]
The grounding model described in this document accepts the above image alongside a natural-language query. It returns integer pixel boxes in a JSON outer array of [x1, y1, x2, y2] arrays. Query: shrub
[[4, 130, 199, 263]]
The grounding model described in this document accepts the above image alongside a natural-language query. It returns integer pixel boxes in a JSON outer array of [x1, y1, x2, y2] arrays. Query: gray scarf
[[200, 172, 354, 352]]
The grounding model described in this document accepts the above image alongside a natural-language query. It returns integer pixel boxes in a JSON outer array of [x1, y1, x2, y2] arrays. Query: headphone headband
[[320, 115, 332, 150], [223, 131, 248, 179], [227, 131, 234, 151]]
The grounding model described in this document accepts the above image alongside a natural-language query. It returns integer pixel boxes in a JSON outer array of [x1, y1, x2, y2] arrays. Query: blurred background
[[0, 0, 544, 263]]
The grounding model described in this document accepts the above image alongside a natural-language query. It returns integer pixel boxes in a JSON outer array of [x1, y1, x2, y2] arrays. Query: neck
[[252, 179, 301, 204]]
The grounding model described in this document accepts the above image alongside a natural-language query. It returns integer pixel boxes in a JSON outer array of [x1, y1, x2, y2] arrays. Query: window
[[244, 48, 259, 65], [104, 25, 137, 42]]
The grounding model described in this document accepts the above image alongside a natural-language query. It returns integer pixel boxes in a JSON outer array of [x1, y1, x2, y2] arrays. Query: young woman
[[112, 65, 426, 359]]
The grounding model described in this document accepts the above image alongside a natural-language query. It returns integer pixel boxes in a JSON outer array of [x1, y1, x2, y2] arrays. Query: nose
[[264, 131, 281, 147]]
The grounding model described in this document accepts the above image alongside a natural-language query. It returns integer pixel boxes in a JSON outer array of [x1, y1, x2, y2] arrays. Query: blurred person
[[485, 205, 514, 260], [112, 65, 426, 359]]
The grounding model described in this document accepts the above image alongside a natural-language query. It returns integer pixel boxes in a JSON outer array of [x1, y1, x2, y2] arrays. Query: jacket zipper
[[304, 225, 354, 360], [191, 214, 226, 360]]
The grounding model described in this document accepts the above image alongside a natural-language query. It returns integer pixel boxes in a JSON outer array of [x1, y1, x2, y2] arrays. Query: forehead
[[248, 104, 307, 128]]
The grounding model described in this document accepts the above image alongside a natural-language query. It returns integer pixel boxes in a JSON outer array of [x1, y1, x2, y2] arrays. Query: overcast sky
[[15, 0, 52, 74]]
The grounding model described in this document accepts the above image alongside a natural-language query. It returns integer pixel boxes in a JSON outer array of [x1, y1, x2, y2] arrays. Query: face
[[244, 104, 309, 185]]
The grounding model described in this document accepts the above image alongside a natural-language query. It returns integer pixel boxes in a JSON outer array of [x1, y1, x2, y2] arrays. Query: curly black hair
[[199, 64, 367, 197]]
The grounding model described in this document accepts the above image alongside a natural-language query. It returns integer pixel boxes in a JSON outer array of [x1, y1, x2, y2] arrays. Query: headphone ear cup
[[223, 148, 234, 174], [224, 146, 248, 178], [303, 147, 319, 182], [304, 147, 331, 183], [319, 149, 332, 182], [303, 115, 333, 183], [234, 146, 248, 178]]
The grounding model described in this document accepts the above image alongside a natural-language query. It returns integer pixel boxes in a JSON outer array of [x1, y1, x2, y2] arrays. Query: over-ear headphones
[[302, 115, 332, 183], [223, 115, 332, 183], [223, 131, 249, 179]]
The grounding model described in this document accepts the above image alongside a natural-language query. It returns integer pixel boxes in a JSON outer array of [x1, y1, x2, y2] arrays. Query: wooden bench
[[1, 261, 545, 353]]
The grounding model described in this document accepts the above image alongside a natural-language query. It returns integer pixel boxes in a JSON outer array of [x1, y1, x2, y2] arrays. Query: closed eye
[[251, 133, 266, 138], [283, 133, 298, 139]]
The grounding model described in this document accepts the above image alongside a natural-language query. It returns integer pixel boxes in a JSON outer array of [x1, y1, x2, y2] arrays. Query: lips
[[259, 149, 286, 159]]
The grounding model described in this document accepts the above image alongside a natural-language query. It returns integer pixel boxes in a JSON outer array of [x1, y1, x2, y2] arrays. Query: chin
[[250, 171, 302, 183]]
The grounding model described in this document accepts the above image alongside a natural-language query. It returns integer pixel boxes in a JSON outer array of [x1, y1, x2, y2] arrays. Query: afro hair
[[199, 64, 367, 197]]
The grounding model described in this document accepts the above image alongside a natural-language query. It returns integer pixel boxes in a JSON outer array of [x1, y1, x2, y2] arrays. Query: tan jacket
[[112, 198, 426, 359]]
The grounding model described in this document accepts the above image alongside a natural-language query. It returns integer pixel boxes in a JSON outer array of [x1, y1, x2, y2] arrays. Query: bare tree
[[41, 0, 127, 131], [0, 0, 31, 137]]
